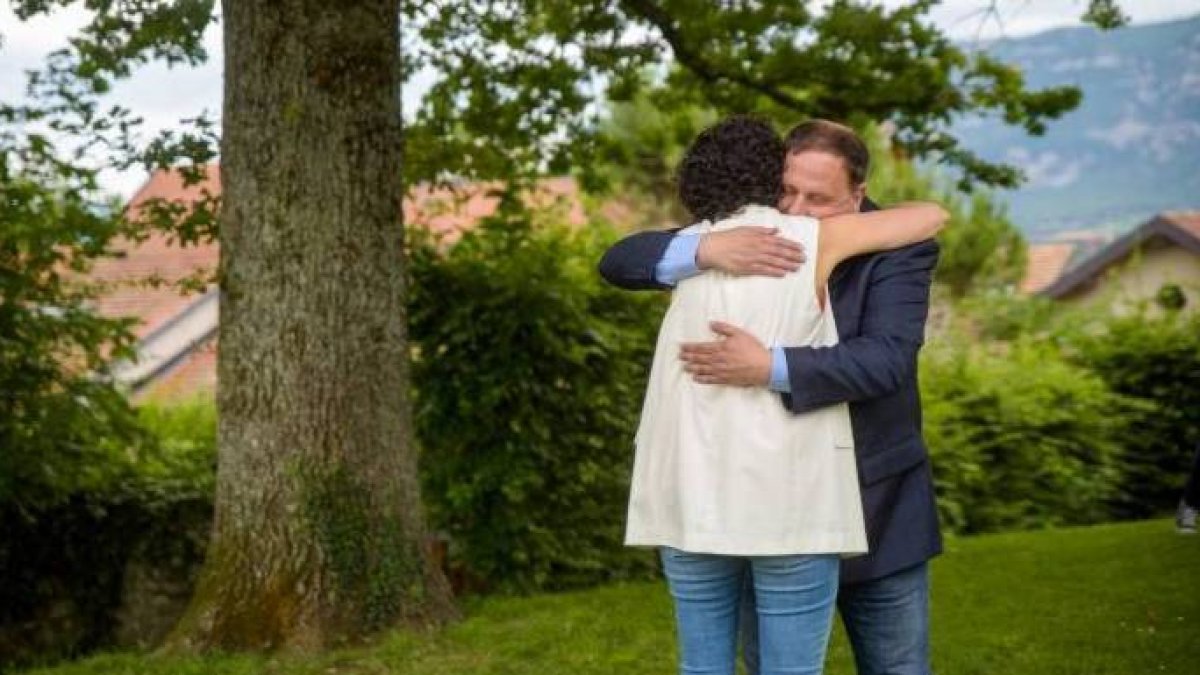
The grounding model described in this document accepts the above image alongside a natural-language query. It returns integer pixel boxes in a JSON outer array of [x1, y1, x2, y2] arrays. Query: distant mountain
[[952, 14, 1200, 239]]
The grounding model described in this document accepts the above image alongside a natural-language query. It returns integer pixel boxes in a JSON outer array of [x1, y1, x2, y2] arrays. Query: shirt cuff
[[653, 234, 702, 286], [768, 346, 791, 393]]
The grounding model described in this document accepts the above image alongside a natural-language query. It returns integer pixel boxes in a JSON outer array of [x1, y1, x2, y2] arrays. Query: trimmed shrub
[[1064, 310, 1200, 517], [921, 340, 1131, 534], [409, 207, 665, 592], [0, 400, 215, 667]]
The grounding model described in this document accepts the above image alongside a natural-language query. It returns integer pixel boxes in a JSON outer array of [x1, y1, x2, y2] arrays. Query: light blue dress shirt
[[653, 234, 791, 393]]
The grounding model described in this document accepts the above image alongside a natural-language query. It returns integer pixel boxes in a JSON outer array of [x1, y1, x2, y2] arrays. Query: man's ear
[[851, 183, 869, 211]]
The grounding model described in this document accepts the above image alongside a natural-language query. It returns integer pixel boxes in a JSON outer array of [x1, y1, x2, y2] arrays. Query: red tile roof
[[1019, 243, 1077, 295], [89, 166, 221, 340], [130, 163, 223, 208], [405, 176, 590, 241], [1163, 211, 1200, 240]]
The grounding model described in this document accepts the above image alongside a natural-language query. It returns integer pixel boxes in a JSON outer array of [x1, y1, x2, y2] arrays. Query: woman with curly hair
[[624, 115, 947, 675]]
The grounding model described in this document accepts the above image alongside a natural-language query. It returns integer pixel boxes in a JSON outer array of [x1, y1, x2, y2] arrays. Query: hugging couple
[[599, 117, 947, 675]]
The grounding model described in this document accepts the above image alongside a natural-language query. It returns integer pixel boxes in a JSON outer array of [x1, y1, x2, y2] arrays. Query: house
[[92, 165, 616, 401], [1028, 212, 1200, 311], [1018, 229, 1113, 295]]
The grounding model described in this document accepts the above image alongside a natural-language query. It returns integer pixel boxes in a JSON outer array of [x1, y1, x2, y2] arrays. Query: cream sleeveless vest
[[624, 205, 867, 556]]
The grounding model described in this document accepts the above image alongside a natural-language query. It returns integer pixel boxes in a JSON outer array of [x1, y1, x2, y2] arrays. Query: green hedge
[[921, 339, 1131, 534], [1064, 310, 1200, 518], [0, 400, 214, 667], [408, 210, 665, 592]]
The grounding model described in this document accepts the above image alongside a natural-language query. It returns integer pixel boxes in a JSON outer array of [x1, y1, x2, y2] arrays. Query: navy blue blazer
[[598, 217, 942, 584]]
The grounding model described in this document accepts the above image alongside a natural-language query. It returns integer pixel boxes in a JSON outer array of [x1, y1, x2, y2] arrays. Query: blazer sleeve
[[597, 229, 679, 290], [597, 197, 878, 291], [780, 239, 939, 413]]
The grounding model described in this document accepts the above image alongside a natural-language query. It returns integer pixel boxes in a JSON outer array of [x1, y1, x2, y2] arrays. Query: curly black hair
[[676, 115, 785, 223]]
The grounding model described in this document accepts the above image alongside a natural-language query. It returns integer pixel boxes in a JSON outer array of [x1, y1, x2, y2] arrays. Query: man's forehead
[[784, 150, 853, 188], [786, 149, 848, 173]]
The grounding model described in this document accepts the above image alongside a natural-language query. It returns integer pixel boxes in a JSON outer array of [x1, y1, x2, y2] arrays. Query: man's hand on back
[[681, 322, 772, 387], [696, 226, 806, 277]]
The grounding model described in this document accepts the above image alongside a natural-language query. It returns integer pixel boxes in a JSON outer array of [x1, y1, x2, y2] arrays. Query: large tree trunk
[[165, 0, 455, 652]]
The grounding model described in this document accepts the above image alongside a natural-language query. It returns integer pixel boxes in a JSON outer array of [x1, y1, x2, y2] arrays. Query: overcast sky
[[2, 0, 1198, 198]]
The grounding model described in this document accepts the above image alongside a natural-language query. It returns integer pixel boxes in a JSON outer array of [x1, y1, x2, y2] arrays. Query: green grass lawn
[[22, 518, 1199, 674]]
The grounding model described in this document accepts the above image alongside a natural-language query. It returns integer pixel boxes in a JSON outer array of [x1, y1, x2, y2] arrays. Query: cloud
[[1005, 147, 1086, 188], [1087, 117, 1152, 149], [1088, 118, 1200, 162], [883, 0, 1200, 41]]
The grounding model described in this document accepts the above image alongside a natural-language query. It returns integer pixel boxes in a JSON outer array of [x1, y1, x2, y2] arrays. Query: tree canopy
[[405, 0, 1123, 191], [2, 1, 1130, 202]]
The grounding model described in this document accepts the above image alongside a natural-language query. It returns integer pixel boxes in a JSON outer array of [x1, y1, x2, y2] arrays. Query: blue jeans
[[659, 547, 839, 675], [742, 562, 931, 675]]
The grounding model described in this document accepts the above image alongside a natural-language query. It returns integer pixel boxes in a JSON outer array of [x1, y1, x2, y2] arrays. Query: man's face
[[779, 150, 865, 218]]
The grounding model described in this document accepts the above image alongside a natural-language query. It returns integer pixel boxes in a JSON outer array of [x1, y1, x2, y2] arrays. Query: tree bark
[[165, 0, 455, 652]]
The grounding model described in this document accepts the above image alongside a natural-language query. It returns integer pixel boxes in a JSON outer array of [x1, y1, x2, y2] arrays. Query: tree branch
[[618, 0, 811, 111]]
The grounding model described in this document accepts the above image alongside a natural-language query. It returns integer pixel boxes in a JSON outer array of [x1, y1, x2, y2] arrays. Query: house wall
[[133, 336, 218, 403], [1059, 240, 1200, 314]]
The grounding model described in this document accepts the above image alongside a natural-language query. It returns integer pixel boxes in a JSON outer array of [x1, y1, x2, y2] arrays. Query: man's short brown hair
[[784, 120, 870, 187]]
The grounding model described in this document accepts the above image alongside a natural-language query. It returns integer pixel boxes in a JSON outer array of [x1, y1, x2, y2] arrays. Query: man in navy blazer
[[599, 120, 942, 675]]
